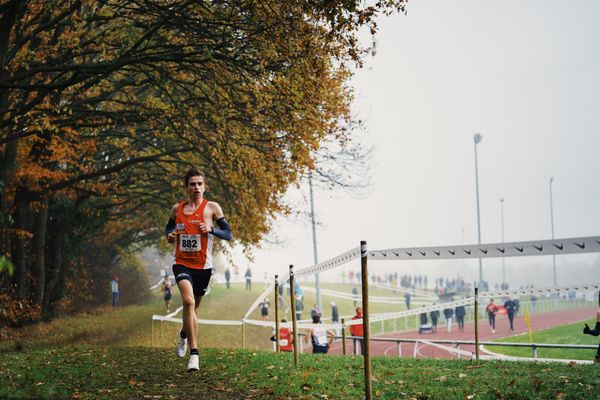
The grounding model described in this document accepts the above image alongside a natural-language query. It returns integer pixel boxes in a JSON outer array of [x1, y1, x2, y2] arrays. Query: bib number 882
[[181, 239, 197, 249], [179, 234, 200, 252]]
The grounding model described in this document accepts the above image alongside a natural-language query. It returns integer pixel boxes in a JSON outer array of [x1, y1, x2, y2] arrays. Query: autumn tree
[[0, 0, 406, 324]]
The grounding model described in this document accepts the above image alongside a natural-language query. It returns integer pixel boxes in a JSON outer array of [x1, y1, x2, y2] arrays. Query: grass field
[[489, 319, 600, 361], [2, 281, 599, 399]]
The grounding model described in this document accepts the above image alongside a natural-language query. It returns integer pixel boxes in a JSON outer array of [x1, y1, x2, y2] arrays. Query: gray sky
[[233, 0, 600, 288]]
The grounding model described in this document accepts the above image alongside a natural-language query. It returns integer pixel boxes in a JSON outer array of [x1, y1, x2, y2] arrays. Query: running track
[[325, 308, 596, 359]]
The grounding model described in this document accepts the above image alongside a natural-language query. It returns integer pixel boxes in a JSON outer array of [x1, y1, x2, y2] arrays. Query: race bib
[[279, 339, 288, 346], [179, 234, 201, 252], [315, 335, 328, 346]]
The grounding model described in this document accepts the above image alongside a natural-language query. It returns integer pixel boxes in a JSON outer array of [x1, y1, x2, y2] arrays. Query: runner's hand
[[199, 222, 209, 234], [167, 232, 176, 243]]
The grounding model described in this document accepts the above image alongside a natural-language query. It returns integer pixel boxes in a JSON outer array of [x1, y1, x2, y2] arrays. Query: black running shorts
[[172, 264, 212, 297]]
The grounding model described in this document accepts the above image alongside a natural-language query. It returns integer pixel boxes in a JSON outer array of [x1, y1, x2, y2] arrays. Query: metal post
[[474, 287, 479, 360], [290, 265, 299, 366], [341, 318, 347, 355], [474, 133, 484, 288], [160, 320, 164, 347], [309, 171, 322, 312], [242, 319, 246, 349], [532, 345, 538, 359], [549, 177, 557, 288], [397, 342, 402, 357], [275, 275, 280, 353], [360, 240, 372, 400]]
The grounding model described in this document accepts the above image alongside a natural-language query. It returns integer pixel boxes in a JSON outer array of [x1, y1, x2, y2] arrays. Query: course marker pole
[[474, 287, 479, 360], [341, 318, 346, 355], [290, 265, 299, 366], [160, 320, 164, 347], [242, 318, 246, 349], [361, 240, 373, 400], [275, 275, 280, 353]]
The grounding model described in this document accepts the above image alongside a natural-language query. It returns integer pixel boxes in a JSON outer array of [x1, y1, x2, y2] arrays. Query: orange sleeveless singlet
[[173, 199, 213, 270]]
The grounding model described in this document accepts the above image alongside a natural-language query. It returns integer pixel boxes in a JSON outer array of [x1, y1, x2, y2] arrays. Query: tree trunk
[[0, 1, 24, 255], [31, 195, 49, 306], [12, 186, 33, 300], [42, 198, 73, 320]]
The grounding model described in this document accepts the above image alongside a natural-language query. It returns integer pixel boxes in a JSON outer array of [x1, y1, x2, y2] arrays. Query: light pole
[[549, 177, 557, 288], [309, 171, 322, 312], [500, 198, 505, 285], [473, 133, 483, 288]]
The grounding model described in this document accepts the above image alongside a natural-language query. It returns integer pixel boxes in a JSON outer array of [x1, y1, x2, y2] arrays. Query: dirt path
[[326, 307, 596, 359]]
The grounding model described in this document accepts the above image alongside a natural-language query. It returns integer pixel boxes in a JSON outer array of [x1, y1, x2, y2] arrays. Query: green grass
[[2, 345, 599, 399], [489, 319, 599, 360], [2, 281, 599, 399]]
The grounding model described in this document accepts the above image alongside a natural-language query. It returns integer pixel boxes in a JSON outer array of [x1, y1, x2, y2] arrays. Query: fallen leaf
[[459, 373, 467, 378], [555, 392, 566, 399], [435, 376, 447, 382]]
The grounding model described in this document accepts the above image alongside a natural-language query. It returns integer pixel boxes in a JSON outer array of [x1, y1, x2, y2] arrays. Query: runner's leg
[[177, 279, 197, 350]]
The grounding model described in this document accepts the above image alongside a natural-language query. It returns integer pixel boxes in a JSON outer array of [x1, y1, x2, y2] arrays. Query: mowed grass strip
[[490, 319, 600, 361], [2, 345, 599, 400]]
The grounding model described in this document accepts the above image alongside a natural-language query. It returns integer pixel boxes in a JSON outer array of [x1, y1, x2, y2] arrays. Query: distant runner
[[583, 292, 600, 363], [165, 168, 232, 371], [162, 276, 173, 313]]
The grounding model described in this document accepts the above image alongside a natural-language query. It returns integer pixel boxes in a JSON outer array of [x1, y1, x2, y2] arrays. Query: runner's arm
[[209, 202, 232, 240]]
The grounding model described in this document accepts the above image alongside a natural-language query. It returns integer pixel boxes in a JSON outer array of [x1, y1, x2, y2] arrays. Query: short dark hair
[[184, 168, 204, 186], [312, 314, 321, 323]]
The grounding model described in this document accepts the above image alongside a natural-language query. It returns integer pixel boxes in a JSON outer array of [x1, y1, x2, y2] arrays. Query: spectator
[[419, 306, 432, 334], [260, 298, 270, 321], [352, 286, 359, 307], [430, 308, 440, 333], [504, 298, 517, 331], [443, 307, 454, 333], [404, 291, 412, 310], [331, 302, 339, 323], [295, 294, 304, 321], [305, 314, 335, 354], [278, 282, 285, 309], [244, 267, 252, 291], [224, 267, 231, 289], [486, 299, 498, 333], [349, 307, 365, 355], [455, 304, 466, 332], [530, 294, 537, 314], [582, 292, 600, 363], [111, 275, 119, 308]]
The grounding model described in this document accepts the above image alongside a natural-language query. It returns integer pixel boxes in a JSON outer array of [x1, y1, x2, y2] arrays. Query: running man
[[165, 168, 232, 371], [162, 276, 173, 313]]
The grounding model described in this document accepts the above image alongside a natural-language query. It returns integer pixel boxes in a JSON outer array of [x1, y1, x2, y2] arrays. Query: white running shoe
[[187, 354, 199, 372], [176, 336, 187, 358]]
